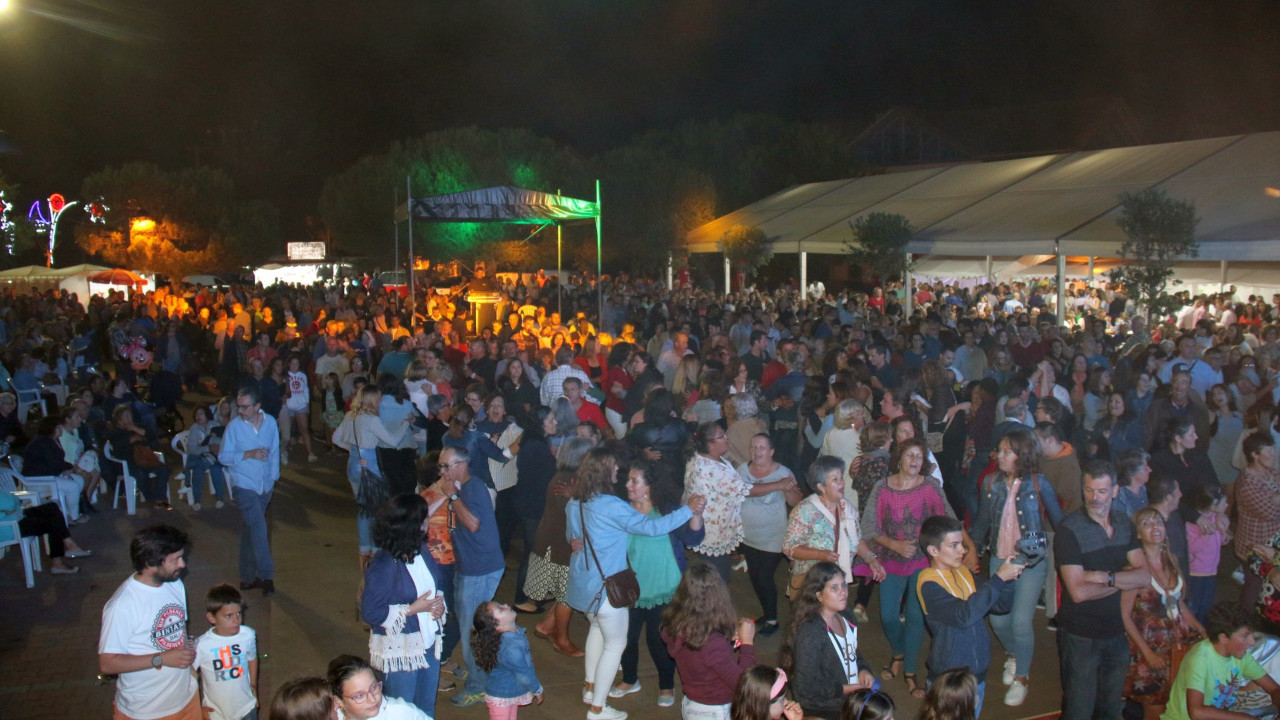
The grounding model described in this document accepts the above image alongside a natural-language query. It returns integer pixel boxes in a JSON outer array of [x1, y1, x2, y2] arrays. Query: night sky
[[2, 0, 1278, 230]]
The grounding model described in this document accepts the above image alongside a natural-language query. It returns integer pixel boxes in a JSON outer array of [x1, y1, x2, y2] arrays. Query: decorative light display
[[0, 191, 14, 254], [88, 198, 109, 224], [28, 192, 80, 266]]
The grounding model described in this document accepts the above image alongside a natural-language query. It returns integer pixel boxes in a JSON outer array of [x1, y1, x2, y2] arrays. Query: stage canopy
[[684, 131, 1280, 262], [401, 185, 599, 224]]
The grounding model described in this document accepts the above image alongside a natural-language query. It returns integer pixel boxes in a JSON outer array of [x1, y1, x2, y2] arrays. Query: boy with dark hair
[[1162, 601, 1280, 720], [916, 515, 1023, 714], [195, 584, 259, 720]]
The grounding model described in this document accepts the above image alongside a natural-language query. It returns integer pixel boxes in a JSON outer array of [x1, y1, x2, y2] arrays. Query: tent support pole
[[1056, 248, 1066, 327], [667, 253, 673, 291], [799, 250, 808, 300], [1087, 256, 1094, 286], [393, 187, 400, 278], [985, 255, 993, 282], [1220, 260, 1228, 293], [724, 256, 731, 295], [595, 179, 603, 326], [557, 222, 563, 318], [407, 175, 415, 330], [904, 256, 914, 318]]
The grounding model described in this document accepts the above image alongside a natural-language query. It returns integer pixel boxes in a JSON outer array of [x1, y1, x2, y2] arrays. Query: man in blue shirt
[[218, 386, 281, 597], [437, 445, 504, 707]]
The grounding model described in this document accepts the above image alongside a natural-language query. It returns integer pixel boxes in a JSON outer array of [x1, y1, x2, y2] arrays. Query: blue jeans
[[1188, 575, 1216, 626], [456, 568, 504, 696], [384, 659, 441, 717], [976, 681, 985, 718], [1058, 631, 1127, 720], [347, 449, 377, 553], [879, 570, 925, 674], [186, 456, 227, 503], [235, 488, 274, 582], [435, 565, 460, 663], [988, 554, 1048, 678]]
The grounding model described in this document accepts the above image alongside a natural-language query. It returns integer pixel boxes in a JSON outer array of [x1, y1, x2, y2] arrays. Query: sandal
[[904, 673, 926, 699], [880, 655, 903, 681]]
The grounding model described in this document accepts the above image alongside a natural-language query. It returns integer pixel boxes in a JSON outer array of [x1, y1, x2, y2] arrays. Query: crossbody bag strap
[[579, 499, 608, 582]]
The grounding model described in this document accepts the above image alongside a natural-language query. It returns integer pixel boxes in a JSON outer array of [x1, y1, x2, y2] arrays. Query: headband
[[770, 669, 788, 700]]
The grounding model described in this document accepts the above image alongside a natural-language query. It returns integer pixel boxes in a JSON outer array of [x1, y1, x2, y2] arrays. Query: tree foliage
[[846, 212, 915, 282], [75, 162, 278, 278], [718, 224, 773, 278], [0, 171, 40, 267], [1108, 189, 1200, 319]]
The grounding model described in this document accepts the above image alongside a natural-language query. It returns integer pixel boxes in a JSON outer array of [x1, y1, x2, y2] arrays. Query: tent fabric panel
[[406, 185, 599, 224], [684, 179, 858, 247]]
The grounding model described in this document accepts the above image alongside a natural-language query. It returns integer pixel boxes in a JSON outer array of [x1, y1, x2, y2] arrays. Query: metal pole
[[1087, 256, 1094, 287], [799, 250, 808, 300], [1220, 260, 1228, 293], [724, 256, 731, 295], [667, 253, 674, 291], [985, 255, 993, 283], [557, 187, 563, 319], [393, 187, 399, 275], [407, 175, 415, 330], [904, 253, 914, 318], [595, 179, 603, 327]]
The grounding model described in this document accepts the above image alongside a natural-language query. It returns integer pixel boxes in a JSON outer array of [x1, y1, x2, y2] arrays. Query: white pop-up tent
[[0, 263, 115, 306]]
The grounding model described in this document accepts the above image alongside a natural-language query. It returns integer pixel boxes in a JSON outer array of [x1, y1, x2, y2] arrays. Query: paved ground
[[4, 396, 1223, 720]]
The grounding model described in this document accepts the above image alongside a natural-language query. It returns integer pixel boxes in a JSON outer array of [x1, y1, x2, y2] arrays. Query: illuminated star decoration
[[27, 193, 81, 266], [88, 198, 109, 224], [0, 191, 15, 254]]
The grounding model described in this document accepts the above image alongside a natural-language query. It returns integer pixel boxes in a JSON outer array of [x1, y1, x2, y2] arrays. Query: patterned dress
[[1125, 578, 1193, 704], [859, 477, 953, 577], [683, 453, 749, 556]]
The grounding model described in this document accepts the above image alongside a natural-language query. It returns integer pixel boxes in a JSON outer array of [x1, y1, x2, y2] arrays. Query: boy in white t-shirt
[[195, 584, 259, 720]]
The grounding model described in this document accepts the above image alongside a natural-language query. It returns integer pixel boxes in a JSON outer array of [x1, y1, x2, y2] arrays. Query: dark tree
[[1108, 189, 1199, 320]]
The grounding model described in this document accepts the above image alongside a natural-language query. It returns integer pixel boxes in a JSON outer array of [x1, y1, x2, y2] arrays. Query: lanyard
[[826, 620, 858, 681]]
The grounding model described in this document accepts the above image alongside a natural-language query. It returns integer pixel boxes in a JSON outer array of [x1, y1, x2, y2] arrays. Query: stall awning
[[398, 185, 599, 224]]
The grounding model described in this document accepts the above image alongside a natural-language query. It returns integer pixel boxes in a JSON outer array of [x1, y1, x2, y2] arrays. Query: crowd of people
[[3, 270, 1280, 720]]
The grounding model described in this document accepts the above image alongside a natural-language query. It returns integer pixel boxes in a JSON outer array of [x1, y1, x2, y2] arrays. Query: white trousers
[[584, 597, 629, 707]]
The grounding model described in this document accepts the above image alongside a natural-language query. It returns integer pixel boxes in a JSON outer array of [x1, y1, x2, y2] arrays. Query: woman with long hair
[[1206, 383, 1244, 490], [672, 355, 704, 409], [969, 429, 1064, 707], [567, 448, 706, 719], [326, 654, 429, 720], [576, 335, 608, 386], [376, 373, 420, 496], [360, 494, 447, 716], [266, 677, 333, 720], [603, 343, 634, 439], [841, 690, 895, 720], [525, 436, 597, 658], [780, 562, 877, 720], [282, 353, 318, 463], [1149, 418, 1216, 507], [731, 666, 802, 720], [821, 400, 870, 495], [661, 562, 757, 719], [685, 421, 752, 581], [918, 668, 977, 720], [1235, 432, 1280, 612], [1091, 391, 1144, 461], [333, 385, 413, 566], [610, 460, 705, 707], [725, 395, 768, 466], [860, 437, 955, 700], [500, 358, 540, 418], [627, 388, 692, 484], [1122, 507, 1207, 720], [510, 407, 559, 614]]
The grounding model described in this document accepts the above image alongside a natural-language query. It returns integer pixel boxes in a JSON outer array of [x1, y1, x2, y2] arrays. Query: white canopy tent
[[684, 131, 1280, 310]]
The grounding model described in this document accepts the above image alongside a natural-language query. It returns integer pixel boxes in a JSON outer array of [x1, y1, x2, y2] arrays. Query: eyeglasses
[[236, 403, 256, 410], [343, 681, 382, 704], [437, 460, 465, 471]]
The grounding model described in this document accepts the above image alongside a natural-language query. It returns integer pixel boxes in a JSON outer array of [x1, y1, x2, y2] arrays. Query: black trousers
[[621, 604, 676, 689], [740, 544, 783, 623], [18, 502, 69, 558]]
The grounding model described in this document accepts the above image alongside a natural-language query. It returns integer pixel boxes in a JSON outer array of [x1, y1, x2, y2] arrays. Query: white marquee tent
[[684, 131, 1280, 302]]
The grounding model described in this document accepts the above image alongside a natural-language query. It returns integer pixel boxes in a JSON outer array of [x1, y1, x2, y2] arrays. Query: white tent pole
[[667, 253, 673, 291], [1220, 260, 1228, 293], [905, 257, 914, 318], [595, 180, 603, 325], [724, 256, 731, 295], [799, 250, 808, 300], [557, 187, 563, 319], [1087, 256, 1094, 287], [393, 187, 400, 276], [1056, 248, 1066, 327], [985, 255, 992, 283]]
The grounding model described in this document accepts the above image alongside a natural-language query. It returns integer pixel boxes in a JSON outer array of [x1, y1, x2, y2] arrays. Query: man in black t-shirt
[[1054, 459, 1151, 720]]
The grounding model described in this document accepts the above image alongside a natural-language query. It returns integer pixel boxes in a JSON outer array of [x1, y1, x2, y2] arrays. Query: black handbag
[[353, 427, 390, 518], [579, 500, 640, 608]]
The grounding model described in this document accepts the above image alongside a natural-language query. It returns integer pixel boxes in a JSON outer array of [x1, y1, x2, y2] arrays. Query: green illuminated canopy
[[402, 185, 599, 224]]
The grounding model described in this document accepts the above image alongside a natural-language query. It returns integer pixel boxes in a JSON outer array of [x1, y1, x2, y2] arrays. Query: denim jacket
[[484, 627, 543, 700], [971, 472, 1064, 555]]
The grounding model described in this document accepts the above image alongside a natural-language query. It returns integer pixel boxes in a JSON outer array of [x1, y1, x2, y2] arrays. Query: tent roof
[[0, 263, 111, 281], [684, 131, 1280, 260], [402, 185, 599, 225]]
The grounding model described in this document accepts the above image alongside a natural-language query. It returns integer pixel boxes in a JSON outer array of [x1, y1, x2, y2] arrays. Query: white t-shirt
[[98, 576, 199, 720], [195, 626, 257, 720], [286, 371, 309, 411]]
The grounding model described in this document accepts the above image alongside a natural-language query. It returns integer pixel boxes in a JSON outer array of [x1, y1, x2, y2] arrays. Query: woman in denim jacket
[[970, 428, 1064, 707]]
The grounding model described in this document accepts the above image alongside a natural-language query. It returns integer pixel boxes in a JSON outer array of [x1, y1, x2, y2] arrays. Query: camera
[[1011, 531, 1048, 568]]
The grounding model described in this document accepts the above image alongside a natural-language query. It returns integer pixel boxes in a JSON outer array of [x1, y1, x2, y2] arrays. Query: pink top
[[859, 478, 952, 577], [1186, 512, 1229, 577]]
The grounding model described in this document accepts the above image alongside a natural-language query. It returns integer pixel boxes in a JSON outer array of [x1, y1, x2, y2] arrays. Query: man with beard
[[1054, 460, 1151, 720], [98, 524, 200, 720]]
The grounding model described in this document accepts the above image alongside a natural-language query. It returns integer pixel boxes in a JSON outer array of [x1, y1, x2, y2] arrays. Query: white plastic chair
[[172, 430, 230, 505], [0, 472, 43, 588], [7, 456, 71, 521], [15, 386, 46, 425], [105, 442, 167, 515]]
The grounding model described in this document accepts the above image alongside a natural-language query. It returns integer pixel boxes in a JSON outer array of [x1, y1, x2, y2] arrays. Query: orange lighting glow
[[131, 217, 156, 232]]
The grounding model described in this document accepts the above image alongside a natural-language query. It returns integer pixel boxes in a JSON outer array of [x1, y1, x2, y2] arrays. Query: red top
[[662, 631, 756, 705], [603, 366, 631, 414], [576, 399, 608, 431]]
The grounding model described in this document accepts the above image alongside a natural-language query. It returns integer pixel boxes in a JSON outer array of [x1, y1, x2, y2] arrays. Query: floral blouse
[[1246, 530, 1280, 626], [782, 494, 859, 578], [1235, 465, 1280, 561], [684, 453, 749, 556]]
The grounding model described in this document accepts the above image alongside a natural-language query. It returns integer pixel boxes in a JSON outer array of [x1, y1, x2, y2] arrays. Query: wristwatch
[[1106, 571, 1116, 588], [448, 493, 459, 502], [151, 653, 163, 670]]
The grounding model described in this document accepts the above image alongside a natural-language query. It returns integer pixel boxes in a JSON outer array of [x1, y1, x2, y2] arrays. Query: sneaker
[[1233, 568, 1246, 585], [437, 679, 457, 694], [1004, 679, 1028, 706], [215, 500, 225, 509], [450, 692, 484, 708], [191, 502, 201, 512], [657, 692, 675, 708], [852, 606, 869, 624], [583, 686, 595, 704], [587, 706, 628, 720], [1001, 657, 1016, 686], [307, 453, 319, 462], [281, 454, 289, 466], [1047, 618, 1058, 632], [609, 682, 641, 699], [756, 620, 780, 637], [732, 559, 748, 572], [262, 579, 276, 597]]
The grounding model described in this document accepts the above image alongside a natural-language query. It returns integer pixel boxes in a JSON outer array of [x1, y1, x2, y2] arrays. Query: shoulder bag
[[353, 422, 390, 518], [579, 499, 640, 608]]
